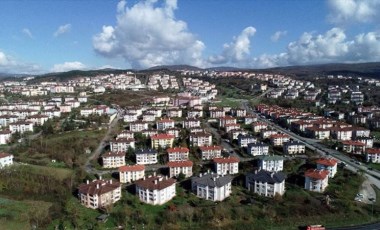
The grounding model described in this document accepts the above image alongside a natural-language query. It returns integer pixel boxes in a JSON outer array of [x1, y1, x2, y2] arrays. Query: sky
[[0, 0, 380, 74]]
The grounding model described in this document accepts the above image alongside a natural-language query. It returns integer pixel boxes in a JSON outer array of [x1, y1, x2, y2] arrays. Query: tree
[[177, 172, 186, 182], [42, 119, 55, 135]]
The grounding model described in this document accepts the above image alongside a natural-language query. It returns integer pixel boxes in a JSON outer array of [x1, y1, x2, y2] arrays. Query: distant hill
[[265, 62, 380, 79], [3, 62, 380, 83], [147, 65, 203, 71], [28, 68, 134, 83]]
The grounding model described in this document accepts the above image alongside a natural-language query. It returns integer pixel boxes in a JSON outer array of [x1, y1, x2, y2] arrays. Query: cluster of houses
[[82, 97, 343, 209], [147, 74, 179, 91], [1, 73, 146, 97], [256, 104, 380, 164], [0, 93, 97, 144]]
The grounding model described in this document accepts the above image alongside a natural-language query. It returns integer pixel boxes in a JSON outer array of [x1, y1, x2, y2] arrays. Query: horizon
[[1, 0, 380, 74]]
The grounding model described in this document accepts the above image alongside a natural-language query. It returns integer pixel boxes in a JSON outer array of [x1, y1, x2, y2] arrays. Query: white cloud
[[93, 0, 205, 68], [0, 50, 41, 74], [208, 26, 256, 65], [327, 0, 380, 24], [51, 61, 86, 72], [22, 28, 33, 39], [54, 24, 72, 37], [250, 27, 380, 68], [270, 30, 287, 42]]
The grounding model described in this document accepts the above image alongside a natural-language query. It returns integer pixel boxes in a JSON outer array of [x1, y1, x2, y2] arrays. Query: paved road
[[328, 222, 380, 230], [204, 120, 254, 162], [242, 101, 380, 188], [85, 112, 122, 175]]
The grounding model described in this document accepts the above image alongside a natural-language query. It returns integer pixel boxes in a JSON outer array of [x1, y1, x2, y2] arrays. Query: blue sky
[[0, 0, 380, 73]]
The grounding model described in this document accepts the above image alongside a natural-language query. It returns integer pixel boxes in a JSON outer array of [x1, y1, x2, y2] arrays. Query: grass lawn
[[25, 164, 73, 182], [214, 97, 241, 107], [368, 162, 380, 171], [0, 197, 52, 230], [372, 131, 380, 140], [13, 129, 105, 167]]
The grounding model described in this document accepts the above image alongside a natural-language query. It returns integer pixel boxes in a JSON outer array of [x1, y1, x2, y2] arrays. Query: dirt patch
[[358, 179, 376, 204]]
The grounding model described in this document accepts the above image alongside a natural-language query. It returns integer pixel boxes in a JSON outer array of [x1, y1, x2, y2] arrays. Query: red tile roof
[[269, 133, 290, 139], [167, 147, 189, 153], [78, 179, 120, 196], [305, 169, 329, 180], [135, 176, 176, 191], [119, 164, 145, 172], [342, 140, 365, 146], [367, 148, 380, 155], [213, 157, 239, 164], [167, 160, 193, 167], [151, 134, 175, 140], [157, 118, 175, 123], [316, 158, 338, 167], [0, 152, 12, 159]]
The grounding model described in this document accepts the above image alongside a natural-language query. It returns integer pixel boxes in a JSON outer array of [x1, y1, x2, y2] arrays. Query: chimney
[[99, 175, 102, 180], [110, 179, 112, 184], [96, 184, 99, 189], [199, 173, 202, 177], [86, 180, 89, 184], [153, 172, 156, 177], [154, 180, 158, 185], [270, 172, 274, 178], [143, 176, 146, 180]]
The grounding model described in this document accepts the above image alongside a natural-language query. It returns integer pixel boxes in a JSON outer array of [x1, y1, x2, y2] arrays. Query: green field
[[25, 164, 74, 182], [0, 197, 52, 230], [11, 129, 105, 168]]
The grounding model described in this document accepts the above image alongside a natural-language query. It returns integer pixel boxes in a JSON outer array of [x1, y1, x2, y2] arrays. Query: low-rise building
[[0, 130, 11, 145], [269, 134, 290, 146], [199, 145, 223, 160], [119, 164, 145, 183], [167, 160, 193, 178], [246, 170, 286, 197], [257, 155, 284, 172], [156, 118, 175, 130], [182, 118, 201, 129], [252, 122, 268, 133], [366, 148, 380, 163], [247, 142, 269, 156], [129, 121, 149, 132], [135, 149, 158, 165], [151, 134, 175, 149], [135, 175, 176, 205], [283, 141, 305, 155], [304, 169, 329, 193], [316, 158, 338, 178], [9, 121, 34, 134], [110, 138, 135, 152], [213, 157, 239, 175], [342, 140, 366, 154], [191, 173, 232, 201], [102, 151, 126, 168], [0, 152, 13, 168], [238, 134, 257, 148], [167, 147, 189, 162], [190, 132, 212, 147], [78, 179, 121, 209]]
